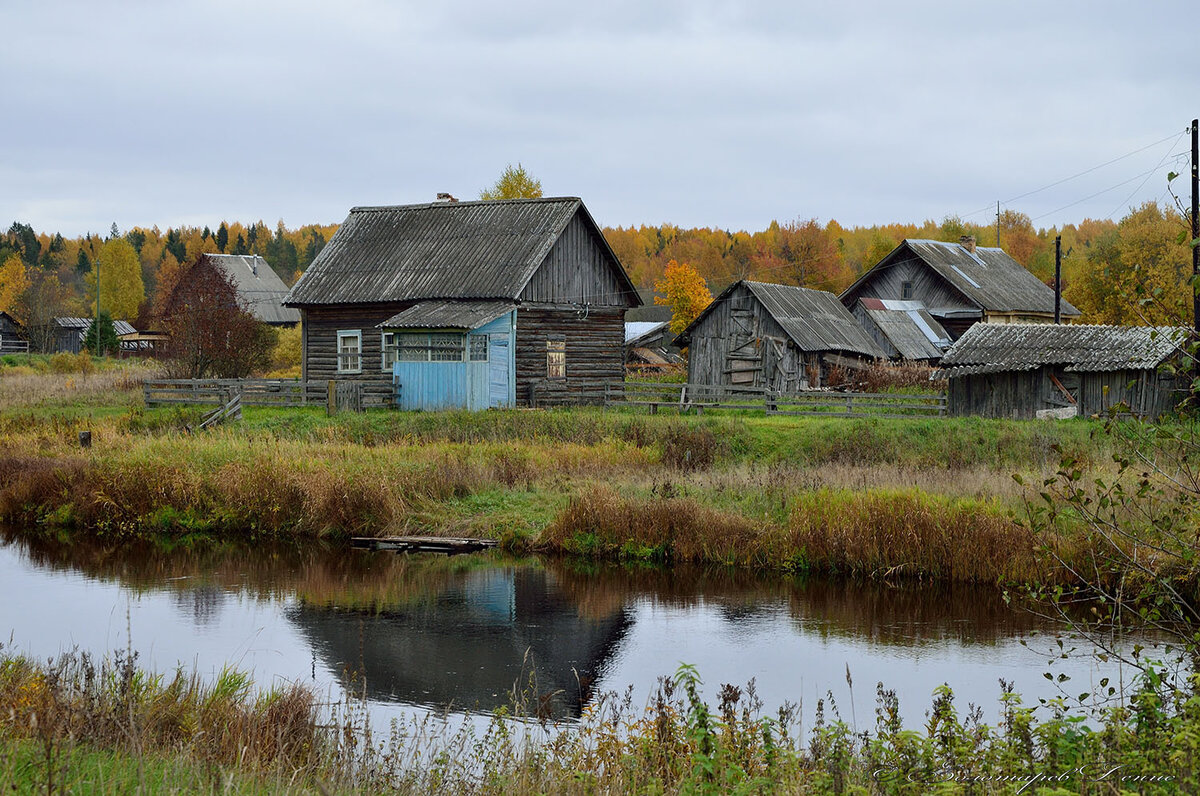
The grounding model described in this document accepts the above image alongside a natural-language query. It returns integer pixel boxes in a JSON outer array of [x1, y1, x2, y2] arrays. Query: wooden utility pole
[[94, 252, 101, 357], [1192, 118, 1198, 338], [1054, 235, 1062, 324], [996, 201, 1001, 248]]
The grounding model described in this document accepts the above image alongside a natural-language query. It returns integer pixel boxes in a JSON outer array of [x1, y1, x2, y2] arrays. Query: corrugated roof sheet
[[285, 197, 635, 306], [56, 317, 137, 336], [742, 282, 885, 358], [904, 240, 1080, 315], [937, 323, 1190, 377], [206, 254, 301, 325], [378, 300, 514, 330], [862, 305, 950, 360]]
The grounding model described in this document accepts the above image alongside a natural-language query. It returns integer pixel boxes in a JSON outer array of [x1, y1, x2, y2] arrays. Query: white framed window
[[398, 332, 428, 361], [546, 339, 566, 379], [469, 334, 488, 362], [337, 330, 362, 374], [381, 332, 400, 370], [392, 332, 468, 362]]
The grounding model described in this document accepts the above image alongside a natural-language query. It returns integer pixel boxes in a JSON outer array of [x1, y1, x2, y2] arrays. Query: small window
[[337, 330, 362, 374], [399, 333, 428, 361], [430, 333, 464, 362], [381, 332, 400, 370], [546, 339, 566, 379], [469, 335, 488, 362], [901, 281, 914, 300]]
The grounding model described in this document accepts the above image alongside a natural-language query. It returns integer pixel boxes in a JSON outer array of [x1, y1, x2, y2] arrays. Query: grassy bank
[[0, 369, 1147, 585], [1, 648, 1194, 794]]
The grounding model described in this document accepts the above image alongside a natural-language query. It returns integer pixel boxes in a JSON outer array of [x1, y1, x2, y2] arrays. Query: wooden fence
[[604, 381, 946, 418], [143, 379, 396, 411], [0, 339, 29, 354]]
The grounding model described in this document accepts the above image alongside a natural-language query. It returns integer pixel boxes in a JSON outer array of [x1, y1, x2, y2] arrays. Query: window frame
[[469, 334, 489, 362], [546, 338, 566, 380], [337, 329, 363, 374], [901, 281, 914, 300], [381, 331, 400, 371]]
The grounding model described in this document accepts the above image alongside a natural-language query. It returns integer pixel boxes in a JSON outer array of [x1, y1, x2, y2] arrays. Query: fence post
[[327, 380, 337, 416], [846, 394, 854, 415], [767, 389, 777, 414]]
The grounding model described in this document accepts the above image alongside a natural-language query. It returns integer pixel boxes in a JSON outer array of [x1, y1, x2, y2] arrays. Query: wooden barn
[[675, 280, 885, 390], [282, 197, 642, 408], [850, 298, 952, 362], [0, 312, 27, 353], [44, 317, 138, 354], [840, 237, 1080, 339], [204, 254, 300, 327], [937, 323, 1191, 419]]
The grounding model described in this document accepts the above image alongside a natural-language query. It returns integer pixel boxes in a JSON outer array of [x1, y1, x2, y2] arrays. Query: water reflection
[[0, 530, 1138, 726]]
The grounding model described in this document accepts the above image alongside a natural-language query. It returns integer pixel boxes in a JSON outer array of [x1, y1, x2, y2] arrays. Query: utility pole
[[996, 201, 1001, 248], [1192, 118, 1198, 339], [1055, 235, 1062, 324], [94, 252, 101, 357]]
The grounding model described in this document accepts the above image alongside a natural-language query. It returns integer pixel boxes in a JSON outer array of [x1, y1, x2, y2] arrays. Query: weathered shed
[[0, 312, 27, 353], [676, 280, 884, 390], [47, 317, 137, 354], [840, 237, 1080, 339], [204, 254, 301, 326], [937, 323, 1190, 419], [851, 298, 951, 362], [283, 197, 642, 407], [624, 320, 679, 373]]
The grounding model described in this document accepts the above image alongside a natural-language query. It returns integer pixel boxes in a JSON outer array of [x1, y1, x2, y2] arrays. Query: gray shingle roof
[[57, 317, 137, 336], [937, 323, 1190, 377], [625, 321, 669, 346], [694, 281, 884, 358], [378, 300, 514, 330], [206, 254, 301, 325], [845, 239, 1081, 317], [284, 197, 636, 306]]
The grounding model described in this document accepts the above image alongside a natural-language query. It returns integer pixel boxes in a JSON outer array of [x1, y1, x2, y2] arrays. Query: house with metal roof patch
[[282, 197, 642, 409], [204, 254, 300, 326], [937, 323, 1190, 419], [675, 280, 885, 390], [850, 298, 952, 363], [840, 236, 1080, 339]]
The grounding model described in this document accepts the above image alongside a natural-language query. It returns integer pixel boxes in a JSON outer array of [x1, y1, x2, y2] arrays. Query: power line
[[1031, 167, 1163, 222]]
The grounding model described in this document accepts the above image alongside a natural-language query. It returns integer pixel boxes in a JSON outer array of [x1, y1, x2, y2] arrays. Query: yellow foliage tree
[[479, 163, 543, 200], [654, 260, 713, 335], [85, 239, 145, 320], [0, 255, 30, 318]]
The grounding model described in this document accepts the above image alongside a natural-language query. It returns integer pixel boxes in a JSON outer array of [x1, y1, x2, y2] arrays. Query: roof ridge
[[350, 197, 581, 213]]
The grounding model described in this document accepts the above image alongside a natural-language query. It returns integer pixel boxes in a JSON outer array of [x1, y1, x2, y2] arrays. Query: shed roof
[[624, 320, 669, 346], [679, 281, 884, 359], [56, 317, 137, 336], [284, 197, 638, 306], [378, 300, 514, 330], [858, 298, 951, 360], [205, 254, 300, 325], [842, 239, 1081, 317], [937, 324, 1190, 377]]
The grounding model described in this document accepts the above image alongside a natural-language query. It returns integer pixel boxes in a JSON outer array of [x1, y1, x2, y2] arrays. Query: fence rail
[[604, 381, 946, 418], [0, 339, 29, 354], [143, 379, 395, 410]]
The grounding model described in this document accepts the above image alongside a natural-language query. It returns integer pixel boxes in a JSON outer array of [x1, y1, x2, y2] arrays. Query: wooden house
[[840, 237, 1080, 339], [204, 254, 300, 327], [282, 197, 642, 408], [0, 312, 27, 353], [675, 280, 885, 390], [45, 317, 137, 354], [937, 323, 1190, 419], [850, 298, 951, 362]]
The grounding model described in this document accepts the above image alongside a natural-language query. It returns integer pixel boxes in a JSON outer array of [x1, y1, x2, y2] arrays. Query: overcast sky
[[3, 0, 1196, 237]]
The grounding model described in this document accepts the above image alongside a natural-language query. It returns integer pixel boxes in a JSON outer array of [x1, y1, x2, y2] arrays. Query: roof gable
[[205, 254, 300, 324], [284, 197, 639, 307], [842, 239, 1081, 317], [938, 323, 1190, 376]]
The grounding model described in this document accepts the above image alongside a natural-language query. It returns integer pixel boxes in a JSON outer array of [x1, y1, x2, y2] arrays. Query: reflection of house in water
[[287, 565, 632, 719]]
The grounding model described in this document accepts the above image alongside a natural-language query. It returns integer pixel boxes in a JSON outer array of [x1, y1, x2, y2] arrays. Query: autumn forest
[[0, 199, 1195, 343]]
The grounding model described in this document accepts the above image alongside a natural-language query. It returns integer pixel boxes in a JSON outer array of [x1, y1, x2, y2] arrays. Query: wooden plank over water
[[350, 536, 499, 554]]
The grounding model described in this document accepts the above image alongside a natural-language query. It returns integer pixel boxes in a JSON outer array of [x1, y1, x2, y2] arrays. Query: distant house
[[47, 317, 137, 354], [936, 323, 1190, 419], [204, 254, 300, 327], [840, 237, 1081, 339], [675, 280, 884, 390], [850, 298, 952, 363], [0, 312, 27, 353], [282, 197, 642, 408]]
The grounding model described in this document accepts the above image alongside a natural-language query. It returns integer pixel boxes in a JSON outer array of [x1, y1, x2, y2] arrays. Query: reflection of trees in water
[[171, 585, 225, 626]]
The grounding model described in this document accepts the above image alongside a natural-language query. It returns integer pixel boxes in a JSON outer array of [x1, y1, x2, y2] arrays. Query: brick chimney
[[435, 192, 458, 203], [959, 235, 977, 253]]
